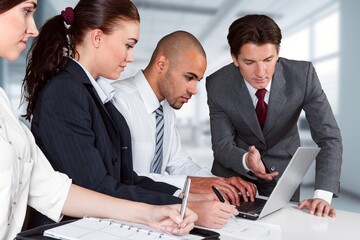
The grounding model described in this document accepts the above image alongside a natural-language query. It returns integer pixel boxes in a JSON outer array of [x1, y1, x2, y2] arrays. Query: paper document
[[201, 217, 281, 240]]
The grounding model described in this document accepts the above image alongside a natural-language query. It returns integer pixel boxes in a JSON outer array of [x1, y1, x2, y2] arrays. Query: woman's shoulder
[[45, 69, 87, 91]]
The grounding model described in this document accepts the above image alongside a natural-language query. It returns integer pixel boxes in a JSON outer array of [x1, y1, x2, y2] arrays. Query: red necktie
[[255, 89, 267, 129]]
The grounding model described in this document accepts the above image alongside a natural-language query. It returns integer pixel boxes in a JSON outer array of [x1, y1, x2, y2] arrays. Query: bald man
[[111, 31, 256, 208]]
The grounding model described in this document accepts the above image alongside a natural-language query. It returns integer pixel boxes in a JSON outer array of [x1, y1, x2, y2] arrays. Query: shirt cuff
[[174, 189, 183, 197], [242, 152, 251, 171], [313, 189, 333, 204]]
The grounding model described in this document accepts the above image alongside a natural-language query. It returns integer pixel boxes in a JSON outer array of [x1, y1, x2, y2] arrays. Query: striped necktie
[[150, 105, 164, 173]]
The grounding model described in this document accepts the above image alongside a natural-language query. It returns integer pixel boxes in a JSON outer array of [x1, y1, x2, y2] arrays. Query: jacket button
[[270, 166, 275, 172], [112, 158, 118, 165]]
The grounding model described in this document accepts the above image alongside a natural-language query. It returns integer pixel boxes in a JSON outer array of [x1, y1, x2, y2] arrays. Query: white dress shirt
[[243, 80, 332, 204], [0, 88, 71, 240], [111, 71, 213, 189]]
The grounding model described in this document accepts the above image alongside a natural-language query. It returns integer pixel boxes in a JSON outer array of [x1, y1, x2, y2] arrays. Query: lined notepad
[[43, 217, 203, 240]]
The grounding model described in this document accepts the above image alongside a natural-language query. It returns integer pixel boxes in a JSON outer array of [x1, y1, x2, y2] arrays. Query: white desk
[[259, 205, 360, 240], [213, 205, 360, 240]]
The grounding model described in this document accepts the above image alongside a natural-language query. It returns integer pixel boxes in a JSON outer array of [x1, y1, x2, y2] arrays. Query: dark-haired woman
[[23, 0, 194, 229]]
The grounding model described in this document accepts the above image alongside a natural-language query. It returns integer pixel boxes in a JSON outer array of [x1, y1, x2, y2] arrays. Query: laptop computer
[[236, 147, 320, 220]]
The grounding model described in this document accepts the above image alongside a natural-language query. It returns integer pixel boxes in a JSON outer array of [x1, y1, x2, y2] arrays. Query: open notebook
[[43, 217, 219, 240]]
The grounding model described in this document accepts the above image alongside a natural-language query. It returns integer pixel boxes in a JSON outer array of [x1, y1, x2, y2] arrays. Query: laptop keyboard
[[237, 198, 267, 213]]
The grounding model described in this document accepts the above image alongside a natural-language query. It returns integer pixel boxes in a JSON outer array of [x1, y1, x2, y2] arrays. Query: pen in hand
[[212, 185, 238, 223]]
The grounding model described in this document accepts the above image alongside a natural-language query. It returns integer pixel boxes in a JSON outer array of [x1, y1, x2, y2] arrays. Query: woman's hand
[[148, 204, 198, 235]]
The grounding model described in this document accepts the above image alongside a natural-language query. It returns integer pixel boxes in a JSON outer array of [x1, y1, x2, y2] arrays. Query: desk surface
[[259, 205, 360, 240]]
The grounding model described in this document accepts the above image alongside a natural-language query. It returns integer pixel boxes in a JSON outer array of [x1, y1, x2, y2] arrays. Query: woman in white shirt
[[0, 1, 196, 239]]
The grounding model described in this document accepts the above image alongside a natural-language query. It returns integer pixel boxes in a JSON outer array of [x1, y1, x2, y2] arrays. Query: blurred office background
[[1, 0, 358, 213]]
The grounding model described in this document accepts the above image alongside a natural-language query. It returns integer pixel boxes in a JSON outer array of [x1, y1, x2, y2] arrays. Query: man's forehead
[[239, 43, 278, 59]]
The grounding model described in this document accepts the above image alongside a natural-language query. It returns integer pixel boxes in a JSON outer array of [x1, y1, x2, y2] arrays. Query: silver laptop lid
[[259, 147, 320, 219]]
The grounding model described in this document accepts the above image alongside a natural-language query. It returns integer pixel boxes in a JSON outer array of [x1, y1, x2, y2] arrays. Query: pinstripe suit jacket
[[206, 58, 342, 197], [31, 59, 181, 204]]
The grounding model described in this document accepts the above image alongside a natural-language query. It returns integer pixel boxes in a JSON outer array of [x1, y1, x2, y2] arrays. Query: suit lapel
[[230, 68, 265, 143], [65, 59, 118, 131], [263, 63, 287, 136]]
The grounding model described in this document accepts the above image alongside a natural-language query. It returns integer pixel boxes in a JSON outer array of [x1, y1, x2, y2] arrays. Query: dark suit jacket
[[29, 60, 180, 225], [206, 58, 342, 198]]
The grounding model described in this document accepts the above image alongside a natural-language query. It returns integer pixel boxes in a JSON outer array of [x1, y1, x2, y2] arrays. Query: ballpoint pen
[[212, 185, 238, 223], [179, 177, 191, 229]]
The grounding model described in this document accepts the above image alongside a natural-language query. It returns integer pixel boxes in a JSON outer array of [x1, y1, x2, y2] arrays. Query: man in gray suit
[[206, 14, 342, 217]]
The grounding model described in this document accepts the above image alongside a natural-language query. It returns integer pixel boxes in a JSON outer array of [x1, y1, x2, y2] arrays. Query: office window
[[280, 28, 310, 61], [314, 11, 339, 59], [313, 11, 340, 115], [281, 9, 339, 116]]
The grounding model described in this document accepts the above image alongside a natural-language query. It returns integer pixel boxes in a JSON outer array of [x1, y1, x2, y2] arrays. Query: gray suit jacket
[[206, 58, 342, 197]]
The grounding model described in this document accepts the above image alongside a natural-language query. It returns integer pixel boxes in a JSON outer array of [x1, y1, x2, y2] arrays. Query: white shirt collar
[[244, 79, 272, 96], [134, 70, 163, 114], [71, 58, 115, 104], [97, 77, 116, 104], [244, 79, 272, 106]]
